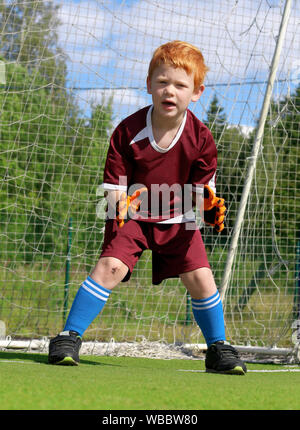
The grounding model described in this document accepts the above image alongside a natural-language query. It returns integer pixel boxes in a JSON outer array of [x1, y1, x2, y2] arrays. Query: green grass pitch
[[0, 351, 299, 411]]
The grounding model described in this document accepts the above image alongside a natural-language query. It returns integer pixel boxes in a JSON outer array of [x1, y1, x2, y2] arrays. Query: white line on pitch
[[0, 360, 41, 364], [177, 369, 300, 373]]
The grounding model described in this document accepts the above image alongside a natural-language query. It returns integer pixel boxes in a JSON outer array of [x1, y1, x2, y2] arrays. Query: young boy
[[48, 41, 246, 375]]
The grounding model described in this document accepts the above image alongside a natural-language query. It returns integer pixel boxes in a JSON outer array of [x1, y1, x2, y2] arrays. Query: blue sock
[[64, 276, 111, 337], [191, 290, 226, 346]]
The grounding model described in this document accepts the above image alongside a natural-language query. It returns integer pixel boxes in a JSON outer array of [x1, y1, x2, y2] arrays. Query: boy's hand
[[116, 187, 147, 228], [203, 185, 226, 232]]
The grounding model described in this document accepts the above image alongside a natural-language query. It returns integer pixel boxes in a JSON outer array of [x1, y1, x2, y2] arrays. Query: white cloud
[[74, 87, 150, 126], [58, 0, 299, 81], [57, 1, 111, 49], [56, 0, 300, 124], [79, 87, 149, 108]]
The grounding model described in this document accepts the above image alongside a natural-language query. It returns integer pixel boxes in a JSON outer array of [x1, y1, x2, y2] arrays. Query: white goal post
[[0, 0, 299, 363]]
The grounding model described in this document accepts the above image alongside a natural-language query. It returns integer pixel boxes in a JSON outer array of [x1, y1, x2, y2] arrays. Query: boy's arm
[[105, 190, 123, 211], [190, 127, 226, 231], [105, 188, 147, 228], [104, 189, 122, 225], [204, 185, 226, 232], [193, 186, 226, 232]]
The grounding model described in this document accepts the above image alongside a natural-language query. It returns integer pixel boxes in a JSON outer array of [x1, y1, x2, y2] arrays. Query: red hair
[[148, 41, 209, 88]]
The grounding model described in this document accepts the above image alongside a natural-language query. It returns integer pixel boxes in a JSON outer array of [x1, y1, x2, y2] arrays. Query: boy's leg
[[180, 267, 247, 375], [64, 257, 128, 336], [91, 256, 129, 289], [48, 219, 147, 365], [48, 257, 128, 365], [180, 267, 226, 346]]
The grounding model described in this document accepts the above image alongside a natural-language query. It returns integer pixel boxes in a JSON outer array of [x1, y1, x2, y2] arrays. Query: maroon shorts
[[100, 220, 210, 285]]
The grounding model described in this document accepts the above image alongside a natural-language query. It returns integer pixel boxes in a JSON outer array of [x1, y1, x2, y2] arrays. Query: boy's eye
[[177, 82, 188, 88]]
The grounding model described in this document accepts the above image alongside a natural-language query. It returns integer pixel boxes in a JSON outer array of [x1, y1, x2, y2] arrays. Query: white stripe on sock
[[192, 294, 221, 311], [191, 292, 219, 306], [84, 278, 110, 297], [82, 284, 109, 302]]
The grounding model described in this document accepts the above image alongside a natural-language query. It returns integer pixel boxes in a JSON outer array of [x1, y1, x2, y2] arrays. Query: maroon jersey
[[103, 105, 217, 223]]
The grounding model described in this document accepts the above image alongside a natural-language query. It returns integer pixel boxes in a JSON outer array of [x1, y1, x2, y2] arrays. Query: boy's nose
[[163, 85, 175, 96]]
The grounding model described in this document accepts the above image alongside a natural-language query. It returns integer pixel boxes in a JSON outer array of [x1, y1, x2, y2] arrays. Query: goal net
[[0, 0, 299, 361]]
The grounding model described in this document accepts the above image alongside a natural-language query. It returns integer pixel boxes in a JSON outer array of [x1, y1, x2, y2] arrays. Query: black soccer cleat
[[48, 330, 82, 366], [205, 341, 247, 375]]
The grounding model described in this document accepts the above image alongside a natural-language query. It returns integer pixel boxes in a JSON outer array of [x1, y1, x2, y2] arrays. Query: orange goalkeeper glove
[[203, 185, 226, 232], [116, 187, 147, 228]]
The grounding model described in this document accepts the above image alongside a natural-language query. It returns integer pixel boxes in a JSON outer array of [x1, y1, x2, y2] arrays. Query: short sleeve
[[189, 129, 217, 194], [102, 125, 133, 192]]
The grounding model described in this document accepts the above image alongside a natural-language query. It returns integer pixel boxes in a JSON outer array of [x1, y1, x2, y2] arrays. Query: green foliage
[[203, 94, 227, 141], [0, 0, 66, 88], [248, 89, 300, 257], [204, 90, 299, 257], [0, 61, 112, 266], [204, 90, 299, 313], [0, 0, 113, 268]]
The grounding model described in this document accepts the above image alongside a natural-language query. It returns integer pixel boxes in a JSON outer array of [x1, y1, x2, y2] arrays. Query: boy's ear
[[146, 76, 152, 94], [191, 84, 205, 102]]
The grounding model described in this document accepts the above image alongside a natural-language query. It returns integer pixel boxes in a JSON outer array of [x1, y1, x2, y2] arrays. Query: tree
[[0, 0, 67, 89], [68, 102, 113, 270], [0, 0, 114, 266], [0, 59, 70, 262], [204, 94, 227, 141], [235, 84, 300, 309], [0, 58, 113, 266]]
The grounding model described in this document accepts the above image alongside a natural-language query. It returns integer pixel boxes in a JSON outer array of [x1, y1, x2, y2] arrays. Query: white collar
[[146, 105, 187, 153]]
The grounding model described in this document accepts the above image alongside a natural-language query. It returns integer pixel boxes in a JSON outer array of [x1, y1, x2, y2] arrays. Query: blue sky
[[56, 0, 300, 128]]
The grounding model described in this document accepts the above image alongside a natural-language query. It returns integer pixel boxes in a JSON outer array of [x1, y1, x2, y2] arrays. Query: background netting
[[0, 0, 299, 356]]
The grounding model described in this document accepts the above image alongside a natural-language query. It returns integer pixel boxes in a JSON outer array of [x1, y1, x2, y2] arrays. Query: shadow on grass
[[0, 351, 119, 366]]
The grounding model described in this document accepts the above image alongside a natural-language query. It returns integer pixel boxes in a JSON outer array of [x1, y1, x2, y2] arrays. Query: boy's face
[[147, 64, 204, 125]]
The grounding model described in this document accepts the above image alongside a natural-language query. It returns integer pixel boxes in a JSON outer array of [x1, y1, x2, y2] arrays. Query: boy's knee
[[180, 267, 217, 300], [91, 257, 128, 289], [100, 257, 125, 274]]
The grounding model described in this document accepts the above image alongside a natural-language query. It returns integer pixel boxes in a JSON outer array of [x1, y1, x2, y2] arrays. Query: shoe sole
[[206, 366, 246, 375], [50, 356, 79, 366]]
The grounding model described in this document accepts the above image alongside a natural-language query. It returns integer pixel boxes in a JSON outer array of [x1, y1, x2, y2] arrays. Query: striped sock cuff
[[191, 290, 221, 311], [81, 276, 111, 302]]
